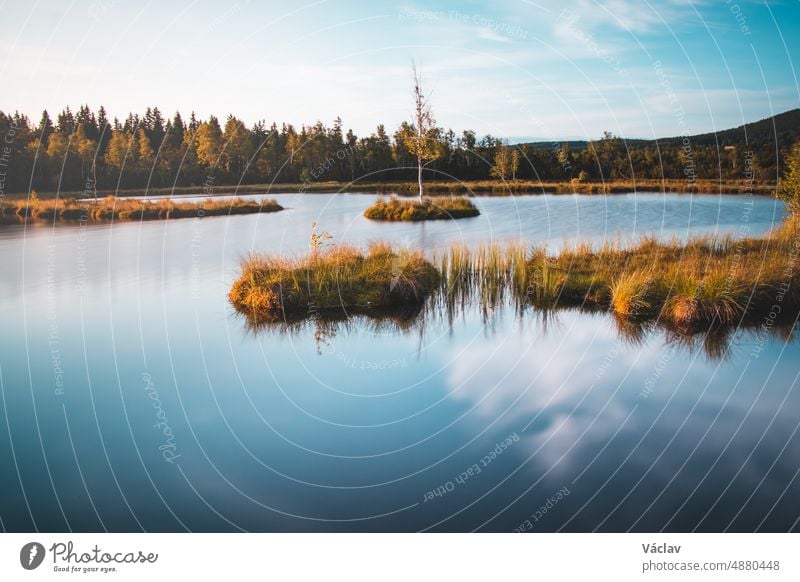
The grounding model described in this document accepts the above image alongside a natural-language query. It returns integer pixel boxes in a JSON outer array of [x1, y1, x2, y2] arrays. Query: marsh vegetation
[[231, 218, 800, 335], [0, 195, 283, 224], [363, 196, 480, 221], [228, 243, 440, 322]]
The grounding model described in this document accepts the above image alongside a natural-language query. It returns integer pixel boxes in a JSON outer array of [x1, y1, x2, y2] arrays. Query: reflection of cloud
[[440, 312, 677, 475], [443, 315, 638, 427], [444, 316, 611, 417], [439, 307, 800, 498]]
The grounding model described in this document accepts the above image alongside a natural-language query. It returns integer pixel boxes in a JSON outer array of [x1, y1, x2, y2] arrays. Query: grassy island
[[0, 196, 283, 225], [363, 196, 480, 221], [232, 218, 800, 332], [229, 243, 441, 322]]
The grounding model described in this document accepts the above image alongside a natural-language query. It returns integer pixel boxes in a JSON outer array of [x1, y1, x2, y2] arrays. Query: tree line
[[0, 105, 788, 195]]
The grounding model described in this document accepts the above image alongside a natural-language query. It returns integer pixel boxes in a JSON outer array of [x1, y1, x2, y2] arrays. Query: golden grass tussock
[[229, 243, 441, 322], [610, 272, 653, 318]]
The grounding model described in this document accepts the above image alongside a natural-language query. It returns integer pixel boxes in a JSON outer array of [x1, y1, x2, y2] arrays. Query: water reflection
[[236, 295, 799, 364], [2, 193, 799, 532]]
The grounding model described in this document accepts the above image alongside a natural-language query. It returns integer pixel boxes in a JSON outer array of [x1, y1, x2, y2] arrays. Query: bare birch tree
[[403, 61, 440, 199]]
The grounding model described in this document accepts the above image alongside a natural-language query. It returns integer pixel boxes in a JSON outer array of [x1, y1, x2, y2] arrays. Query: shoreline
[[3, 179, 777, 200]]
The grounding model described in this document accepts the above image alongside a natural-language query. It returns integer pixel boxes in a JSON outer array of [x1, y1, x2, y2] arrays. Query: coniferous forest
[[0, 105, 797, 195]]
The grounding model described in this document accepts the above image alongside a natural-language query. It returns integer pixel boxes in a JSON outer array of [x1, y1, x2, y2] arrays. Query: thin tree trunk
[[418, 157, 423, 199]]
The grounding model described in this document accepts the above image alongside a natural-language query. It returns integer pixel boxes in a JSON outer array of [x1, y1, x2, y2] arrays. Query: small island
[[0, 195, 283, 225], [363, 196, 480, 221], [361, 65, 480, 223], [229, 243, 440, 322]]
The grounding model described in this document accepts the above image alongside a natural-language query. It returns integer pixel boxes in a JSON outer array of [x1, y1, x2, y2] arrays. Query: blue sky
[[1, 0, 798, 139]]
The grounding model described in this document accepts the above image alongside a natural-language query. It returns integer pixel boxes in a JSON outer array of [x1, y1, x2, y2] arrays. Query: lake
[[1, 192, 799, 532]]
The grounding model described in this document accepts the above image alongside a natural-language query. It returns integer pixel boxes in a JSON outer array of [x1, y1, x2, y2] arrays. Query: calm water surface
[[1, 193, 799, 532]]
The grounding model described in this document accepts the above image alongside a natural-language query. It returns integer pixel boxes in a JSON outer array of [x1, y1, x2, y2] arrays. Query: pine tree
[[149, 107, 165, 146], [57, 107, 75, 134], [168, 112, 185, 149], [222, 115, 254, 177], [136, 127, 154, 170], [95, 106, 111, 160], [195, 116, 223, 169], [38, 110, 54, 141], [104, 129, 132, 171]]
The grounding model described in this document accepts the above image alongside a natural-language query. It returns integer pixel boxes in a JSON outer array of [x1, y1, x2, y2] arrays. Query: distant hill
[[655, 108, 800, 149], [523, 138, 650, 150], [522, 108, 800, 151]]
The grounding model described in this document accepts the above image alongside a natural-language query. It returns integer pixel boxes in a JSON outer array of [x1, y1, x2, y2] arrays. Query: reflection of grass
[[363, 196, 479, 221], [611, 315, 653, 347], [664, 326, 736, 363], [0, 195, 282, 224], [229, 243, 440, 323]]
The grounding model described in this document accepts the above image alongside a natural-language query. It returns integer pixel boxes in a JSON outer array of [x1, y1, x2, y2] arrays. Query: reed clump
[[229, 243, 441, 322], [363, 196, 480, 221], [0, 195, 282, 224], [435, 243, 530, 318], [610, 272, 653, 318]]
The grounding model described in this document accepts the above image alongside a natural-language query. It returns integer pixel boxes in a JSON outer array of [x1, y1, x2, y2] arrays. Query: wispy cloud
[[0, 0, 794, 141]]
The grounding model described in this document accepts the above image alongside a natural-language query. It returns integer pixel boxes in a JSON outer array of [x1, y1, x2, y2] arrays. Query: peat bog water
[[1, 192, 799, 532]]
